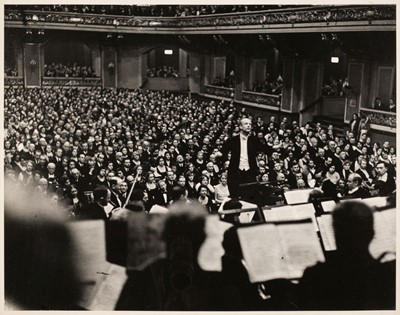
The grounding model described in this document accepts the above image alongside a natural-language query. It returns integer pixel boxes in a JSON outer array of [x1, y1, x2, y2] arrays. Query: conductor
[[221, 118, 262, 198]]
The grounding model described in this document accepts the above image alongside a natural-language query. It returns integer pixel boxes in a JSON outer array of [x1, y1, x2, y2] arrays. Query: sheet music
[[380, 208, 396, 235], [238, 211, 256, 223], [362, 196, 388, 208], [198, 216, 233, 271], [284, 189, 313, 205], [263, 204, 319, 231], [369, 209, 396, 260], [66, 220, 109, 309], [89, 264, 128, 310], [218, 198, 257, 212], [317, 215, 337, 251], [240, 200, 258, 209], [150, 204, 169, 214], [104, 203, 115, 215], [321, 200, 337, 213], [238, 224, 289, 283], [277, 221, 325, 279]]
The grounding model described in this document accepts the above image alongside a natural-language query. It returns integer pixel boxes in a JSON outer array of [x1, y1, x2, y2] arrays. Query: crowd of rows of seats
[[4, 86, 396, 218]]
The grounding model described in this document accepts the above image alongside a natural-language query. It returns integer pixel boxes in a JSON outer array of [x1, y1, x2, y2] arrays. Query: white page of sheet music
[[238, 224, 289, 283], [277, 221, 325, 279], [198, 216, 233, 271], [369, 209, 396, 260], [284, 189, 313, 204], [240, 200, 258, 209], [321, 200, 337, 213], [363, 196, 388, 208], [89, 264, 128, 310], [239, 210, 256, 223], [316, 215, 337, 251], [66, 220, 109, 309], [218, 198, 258, 213], [263, 204, 319, 231], [150, 204, 169, 214], [380, 208, 396, 236]]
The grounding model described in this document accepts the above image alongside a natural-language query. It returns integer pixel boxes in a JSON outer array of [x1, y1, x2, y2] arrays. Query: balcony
[[5, 5, 395, 34]]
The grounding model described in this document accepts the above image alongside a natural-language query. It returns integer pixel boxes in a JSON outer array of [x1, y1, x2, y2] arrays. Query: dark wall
[[153, 46, 179, 69], [43, 39, 92, 65], [4, 43, 16, 66], [323, 47, 349, 82]]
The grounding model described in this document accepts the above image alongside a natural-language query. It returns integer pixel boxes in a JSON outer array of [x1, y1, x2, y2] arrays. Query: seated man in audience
[[153, 179, 171, 206], [296, 201, 395, 310], [373, 161, 396, 196], [346, 173, 370, 199], [78, 186, 111, 220]]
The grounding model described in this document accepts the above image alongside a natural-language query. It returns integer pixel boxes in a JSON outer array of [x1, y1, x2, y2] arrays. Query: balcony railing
[[204, 85, 234, 99], [5, 5, 395, 30], [360, 108, 396, 133], [242, 90, 280, 107], [4, 76, 24, 86], [42, 77, 102, 87]]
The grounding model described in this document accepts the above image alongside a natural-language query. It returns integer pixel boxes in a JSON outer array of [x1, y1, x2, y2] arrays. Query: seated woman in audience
[[214, 172, 230, 203], [143, 171, 158, 202], [193, 150, 206, 173], [153, 156, 171, 180], [336, 178, 348, 198], [92, 167, 107, 188], [164, 151, 173, 168], [185, 171, 197, 199], [195, 175, 215, 197], [132, 165, 144, 185], [198, 185, 214, 212]]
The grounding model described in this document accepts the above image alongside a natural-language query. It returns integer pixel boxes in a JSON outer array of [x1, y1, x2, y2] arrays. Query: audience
[[321, 77, 350, 97], [251, 74, 283, 95], [6, 5, 290, 17], [212, 75, 235, 88], [5, 65, 18, 77], [4, 86, 396, 217], [147, 66, 179, 78], [43, 62, 97, 78]]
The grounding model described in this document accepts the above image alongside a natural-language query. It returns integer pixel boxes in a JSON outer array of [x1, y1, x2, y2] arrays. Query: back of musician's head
[[170, 185, 186, 201], [333, 201, 374, 254], [223, 198, 242, 210], [164, 201, 207, 257], [222, 227, 243, 259], [5, 181, 81, 309], [93, 185, 109, 206]]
